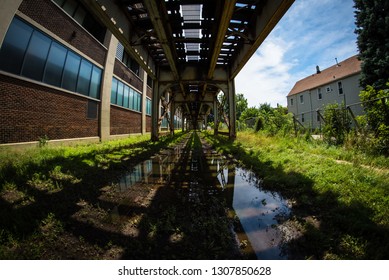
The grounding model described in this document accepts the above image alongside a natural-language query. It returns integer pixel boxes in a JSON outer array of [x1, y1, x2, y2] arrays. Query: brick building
[[0, 0, 160, 147]]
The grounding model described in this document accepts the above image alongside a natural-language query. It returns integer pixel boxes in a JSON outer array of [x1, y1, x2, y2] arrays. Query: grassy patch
[[0, 132, 189, 259], [203, 131, 389, 259]]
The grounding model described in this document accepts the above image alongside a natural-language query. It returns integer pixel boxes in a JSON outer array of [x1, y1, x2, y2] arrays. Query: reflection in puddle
[[117, 134, 291, 259], [231, 167, 290, 259]]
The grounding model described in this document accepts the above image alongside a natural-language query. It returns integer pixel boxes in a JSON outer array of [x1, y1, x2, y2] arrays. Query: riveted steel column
[[214, 97, 219, 135], [228, 79, 237, 139], [151, 80, 160, 141]]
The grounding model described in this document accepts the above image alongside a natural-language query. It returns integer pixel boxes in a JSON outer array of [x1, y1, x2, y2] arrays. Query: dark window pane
[[82, 13, 106, 43], [43, 42, 67, 86], [87, 100, 98, 119], [0, 18, 33, 74], [111, 78, 118, 104], [117, 82, 124, 106], [130, 59, 140, 76], [63, 0, 78, 16], [62, 51, 81, 92], [21, 31, 51, 81], [123, 85, 130, 108], [89, 66, 101, 99], [77, 59, 92, 96]]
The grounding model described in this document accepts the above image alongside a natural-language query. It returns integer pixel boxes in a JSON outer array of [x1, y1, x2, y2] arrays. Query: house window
[[326, 86, 331, 93], [0, 17, 102, 99], [300, 95, 304, 104], [338, 81, 343, 94], [317, 88, 322, 100], [317, 112, 321, 122], [301, 113, 305, 123], [290, 98, 294, 106]]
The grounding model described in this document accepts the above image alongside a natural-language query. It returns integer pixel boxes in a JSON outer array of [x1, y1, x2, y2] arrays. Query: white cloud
[[235, 37, 294, 107]]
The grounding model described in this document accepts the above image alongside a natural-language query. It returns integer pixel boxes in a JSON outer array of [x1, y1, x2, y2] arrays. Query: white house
[[287, 55, 363, 129]]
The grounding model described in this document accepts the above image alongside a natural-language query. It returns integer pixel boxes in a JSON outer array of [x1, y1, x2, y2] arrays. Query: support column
[[100, 32, 118, 142], [141, 70, 148, 134], [151, 80, 160, 141], [228, 79, 237, 139], [170, 101, 175, 135], [0, 0, 22, 47], [214, 97, 219, 135]]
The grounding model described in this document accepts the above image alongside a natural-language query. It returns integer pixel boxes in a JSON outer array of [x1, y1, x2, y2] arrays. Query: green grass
[[0, 132, 189, 259], [203, 130, 389, 259]]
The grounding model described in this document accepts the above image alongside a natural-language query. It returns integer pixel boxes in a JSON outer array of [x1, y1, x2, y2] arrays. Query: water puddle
[[116, 133, 292, 259]]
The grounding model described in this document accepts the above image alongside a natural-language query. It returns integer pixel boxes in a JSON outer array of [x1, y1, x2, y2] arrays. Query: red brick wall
[[18, 0, 106, 66], [110, 106, 142, 135], [146, 116, 152, 132], [0, 74, 99, 144], [114, 60, 143, 92], [147, 86, 152, 98]]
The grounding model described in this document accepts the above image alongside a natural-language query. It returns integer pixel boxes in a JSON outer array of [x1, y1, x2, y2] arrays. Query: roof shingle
[[287, 55, 361, 97]]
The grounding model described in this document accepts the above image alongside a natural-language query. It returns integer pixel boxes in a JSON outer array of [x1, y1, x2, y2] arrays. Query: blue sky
[[235, 0, 358, 107]]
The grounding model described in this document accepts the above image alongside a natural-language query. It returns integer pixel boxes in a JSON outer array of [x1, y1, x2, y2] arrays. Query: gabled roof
[[287, 55, 361, 97]]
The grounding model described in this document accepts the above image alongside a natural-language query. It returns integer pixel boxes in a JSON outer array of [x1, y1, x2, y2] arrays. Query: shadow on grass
[[202, 133, 389, 259], [0, 131, 241, 259]]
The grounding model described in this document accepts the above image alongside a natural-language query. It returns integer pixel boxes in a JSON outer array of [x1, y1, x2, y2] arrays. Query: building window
[[116, 42, 140, 76], [301, 113, 305, 123], [326, 86, 331, 93], [147, 75, 153, 88], [290, 98, 294, 106], [317, 88, 322, 100], [146, 98, 152, 115], [87, 100, 98, 119], [338, 81, 343, 94], [52, 0, 106, 43], [317, 112, 321, 122], [111, 77, 142, 112], [0, 17, 102, 99], [300, 95, 304, 104]]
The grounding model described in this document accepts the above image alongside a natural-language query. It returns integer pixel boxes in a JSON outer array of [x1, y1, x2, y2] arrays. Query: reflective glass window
[[89, 66, 102, 99], [123, 85, 130, 108], [0, 18, 33, 74], [129, 88, 135, 110], [111, 78, 118, 104], [21, 31, 51, 81], [117, 82, 124, 106], [43, 42, 67, 86], [62, 51, 81, 92], [77, 59, 92, 96]]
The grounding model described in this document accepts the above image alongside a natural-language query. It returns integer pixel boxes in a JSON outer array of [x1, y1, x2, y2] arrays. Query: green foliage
[[235, 93, 248, 120], [359, 83, 389, 155], [254, 116, 264, 132], [322, 103, 351, 145], [258, 104, 293, 136], [354, 0, 389, 89]]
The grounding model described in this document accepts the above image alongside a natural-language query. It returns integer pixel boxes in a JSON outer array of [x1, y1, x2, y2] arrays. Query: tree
[[354, 0, 389, 90], [236, 93, 248, 120]]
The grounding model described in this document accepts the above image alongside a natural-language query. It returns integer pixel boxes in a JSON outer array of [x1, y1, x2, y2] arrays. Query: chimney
[[316, 65, 321, 74]]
